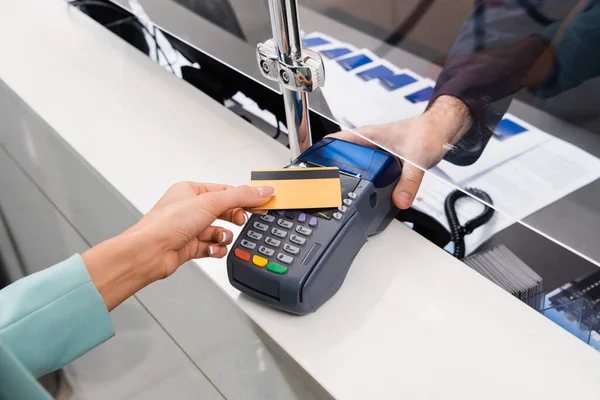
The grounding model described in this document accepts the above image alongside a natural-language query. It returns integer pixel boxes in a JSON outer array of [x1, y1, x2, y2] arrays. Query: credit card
[[250, 167, 342, 210]]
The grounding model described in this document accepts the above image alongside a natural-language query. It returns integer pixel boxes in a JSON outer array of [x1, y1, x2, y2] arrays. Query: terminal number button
[[247, 230, 263, 240], [253, 222, 269, 232], [295, 226, 312, 236], [240, 239, 256, 250], [289, 234, 306, 245], [259, 246, 275, 257], [283, 244, 300, 255], [271, 228, 288, 238], [260, 214, 275, 223], [276, 253, 294, 264], [234, 249, 251, 262], [265, 237, 281, 247], [277, 219, 294, 229], [348, 192, 357, 199], [252, 255, 268, 268]]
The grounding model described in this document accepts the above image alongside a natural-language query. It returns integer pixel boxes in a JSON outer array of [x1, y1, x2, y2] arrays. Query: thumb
[[199, 185, 275, 216], [392, 163, 425, 210]]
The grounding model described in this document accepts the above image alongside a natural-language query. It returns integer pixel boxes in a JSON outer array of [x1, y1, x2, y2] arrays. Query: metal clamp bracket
[[257, 39, 325, 93]]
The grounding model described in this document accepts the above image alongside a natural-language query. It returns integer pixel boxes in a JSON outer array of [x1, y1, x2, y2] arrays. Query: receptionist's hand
[[330, 95, 472, 209], [82, 182, 274, 311]]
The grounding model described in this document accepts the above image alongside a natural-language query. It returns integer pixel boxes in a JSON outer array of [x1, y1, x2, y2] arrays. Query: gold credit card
[[251, 167, 342, 210]]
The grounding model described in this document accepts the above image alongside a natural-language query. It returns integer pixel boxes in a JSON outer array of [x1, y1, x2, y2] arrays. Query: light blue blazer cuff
[[0, 254, 115, 378]]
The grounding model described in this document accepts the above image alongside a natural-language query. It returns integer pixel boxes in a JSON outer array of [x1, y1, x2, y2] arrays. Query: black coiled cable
[[444, 188, 495, 259]]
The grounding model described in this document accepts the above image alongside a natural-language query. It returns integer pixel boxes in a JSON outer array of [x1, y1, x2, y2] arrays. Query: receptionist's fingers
[[326, 129, 379, 148], [393, 162, 425, 209]]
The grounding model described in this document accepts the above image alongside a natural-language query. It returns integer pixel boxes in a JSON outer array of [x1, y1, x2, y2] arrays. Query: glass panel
[[95, 0, 600, 341], [541, 298, 595, 346]]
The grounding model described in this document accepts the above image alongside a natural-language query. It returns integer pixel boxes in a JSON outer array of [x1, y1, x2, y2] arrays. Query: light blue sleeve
[[0, 254, 115, 378]]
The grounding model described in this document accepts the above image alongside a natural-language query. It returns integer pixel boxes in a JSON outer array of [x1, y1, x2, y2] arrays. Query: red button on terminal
[[234, 248, 251, 262]]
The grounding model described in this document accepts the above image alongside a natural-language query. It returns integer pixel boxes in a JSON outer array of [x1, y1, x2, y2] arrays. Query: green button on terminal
[[267, 262, 288, 274]]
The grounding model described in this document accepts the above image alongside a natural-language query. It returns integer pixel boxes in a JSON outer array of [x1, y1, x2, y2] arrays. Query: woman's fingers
[[183, 227, 232, 260], [189, 241, 228, 259], [218, 208, 249, 226], [199, 185, 275, 218], [206, 244, 228, 259], [184, 182, 234, 195], [197, 226, 233, 245], [245, 208, 267, 215]]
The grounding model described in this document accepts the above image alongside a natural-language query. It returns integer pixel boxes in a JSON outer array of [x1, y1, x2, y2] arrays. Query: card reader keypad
[[234, 210, 317, 274], [253, 222, 269, 232], [277, 253, 294, 264], [271, 228, 288, 238], [241, 239, 256, 250], [260, 214, 275, 223], [289, 234, 306, 245], [295, 226, 312, 236], [247, 230, 263, 240], [283, 243, 300, 254], [277, 219, 294, 229], [265, 237, 281, 247], [234, 187, 360, 275], [258, 246, 275, 257]]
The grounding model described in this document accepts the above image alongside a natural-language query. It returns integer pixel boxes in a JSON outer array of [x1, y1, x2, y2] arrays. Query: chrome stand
[[257, 0, 325, 160]]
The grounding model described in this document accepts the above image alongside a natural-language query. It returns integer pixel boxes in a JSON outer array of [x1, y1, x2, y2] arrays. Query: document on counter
[[413, 138, 600, 254], [302, 32, 339, 49], [320, 52, 406, 128], [342, 77, 434, 128]]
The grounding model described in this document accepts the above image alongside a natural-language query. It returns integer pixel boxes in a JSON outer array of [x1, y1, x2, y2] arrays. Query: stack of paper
[[463, 245, 544, 309]]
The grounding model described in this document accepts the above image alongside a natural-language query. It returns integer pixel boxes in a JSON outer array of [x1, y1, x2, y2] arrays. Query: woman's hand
[[82, 182, 274, 311]]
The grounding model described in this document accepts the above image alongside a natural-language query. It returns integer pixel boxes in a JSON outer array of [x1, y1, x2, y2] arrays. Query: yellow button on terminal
[[252, 255, 268, 268]]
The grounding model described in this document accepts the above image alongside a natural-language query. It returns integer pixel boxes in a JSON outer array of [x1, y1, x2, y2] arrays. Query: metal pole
[[258, 0, 325, 160]]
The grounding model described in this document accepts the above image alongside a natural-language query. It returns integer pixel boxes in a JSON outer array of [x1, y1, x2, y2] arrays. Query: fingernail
[[220, 232, 228, 243], [208, 245, 218, 257], [257, 186, 275, 197], [243, 213, 248, 224]]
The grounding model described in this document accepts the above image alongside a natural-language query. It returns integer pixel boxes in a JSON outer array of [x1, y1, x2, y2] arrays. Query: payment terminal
[[227, 138, 402, 314]]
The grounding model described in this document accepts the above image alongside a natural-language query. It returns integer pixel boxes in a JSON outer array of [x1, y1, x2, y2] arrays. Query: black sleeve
[[427, 1, 555, 166]]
